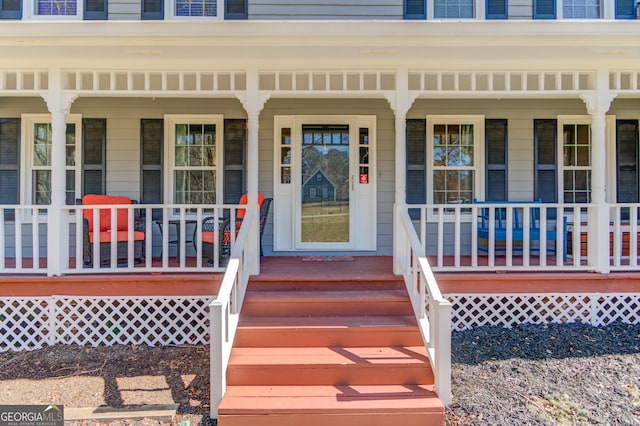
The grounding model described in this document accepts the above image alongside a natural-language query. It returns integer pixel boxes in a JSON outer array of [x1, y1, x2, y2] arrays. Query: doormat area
[[301, 256, 355, 262]]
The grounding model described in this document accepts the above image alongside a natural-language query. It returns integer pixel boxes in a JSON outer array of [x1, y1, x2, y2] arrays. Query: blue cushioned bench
[[475, 199, 568, 260]]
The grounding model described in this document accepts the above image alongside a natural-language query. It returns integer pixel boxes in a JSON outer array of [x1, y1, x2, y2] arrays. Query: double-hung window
[[21, 114, 82, 206], [434, 0, 474, 18], [562, 0, 599, 18], [171, 0, 219, 18], [27, 0, 108, 19], [427, 115, 484, 205], [37, 0, 77, 16], [561, 117, 591, 203], [165, 115, 223, 214]]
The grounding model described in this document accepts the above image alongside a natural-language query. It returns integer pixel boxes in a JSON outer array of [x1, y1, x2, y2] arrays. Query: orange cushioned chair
[[81, 194, 145, 266]]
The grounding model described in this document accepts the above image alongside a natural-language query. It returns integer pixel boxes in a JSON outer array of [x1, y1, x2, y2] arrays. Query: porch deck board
[[1, 255, 638, 297]]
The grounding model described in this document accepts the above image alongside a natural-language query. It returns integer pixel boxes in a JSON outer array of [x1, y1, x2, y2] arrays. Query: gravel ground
[[447, 322, 640, 425], [0, 322, 638, 426]]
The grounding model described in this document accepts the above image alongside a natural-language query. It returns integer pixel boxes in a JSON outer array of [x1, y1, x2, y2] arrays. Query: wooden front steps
[[217, 273, 445, 426]]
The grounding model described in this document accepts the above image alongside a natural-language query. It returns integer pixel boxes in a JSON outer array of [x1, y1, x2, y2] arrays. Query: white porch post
[[43, 70, 76, 277], [391, 69, 412, 275], [581, 72, 615, 275], [239, 70, 267, 275]]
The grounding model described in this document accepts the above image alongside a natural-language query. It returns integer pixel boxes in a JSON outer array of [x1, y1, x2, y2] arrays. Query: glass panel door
[[300, 124, 350, 243]]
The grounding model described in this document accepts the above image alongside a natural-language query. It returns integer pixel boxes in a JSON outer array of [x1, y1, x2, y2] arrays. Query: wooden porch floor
[[1, 255, 639, 297]]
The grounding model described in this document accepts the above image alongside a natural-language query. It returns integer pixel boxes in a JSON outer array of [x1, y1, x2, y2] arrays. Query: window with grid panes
[[428, 117, 484, 205]]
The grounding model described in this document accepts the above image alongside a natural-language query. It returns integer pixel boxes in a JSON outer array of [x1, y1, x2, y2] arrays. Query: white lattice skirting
[[2, 293, 639, 352], [447, 293, 640, 331], [0, 296, 213, 352]]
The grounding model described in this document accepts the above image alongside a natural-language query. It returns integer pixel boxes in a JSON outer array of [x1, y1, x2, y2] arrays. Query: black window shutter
[[82, 119, 106, 196], [84, 0, 107, 19], [616, 120, 639, 203], [406, 119, 426, 205], [405, 0, 426, 19], [534, 0, 556, 18], [616, 0, 636, 18], [142, 0, 163, 19], [486, 0, 507, 18], [534, 119, 557, 203], [141, 119, 163, 214], [225, 0, 247, 19], [485, 119, 508, 201], [0, 118, 20, 208], [224, 119, 246, 204], [0, 0, 21, 18]]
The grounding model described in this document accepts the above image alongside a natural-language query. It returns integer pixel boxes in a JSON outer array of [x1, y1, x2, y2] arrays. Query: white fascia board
[[0, 21, 639, 48]]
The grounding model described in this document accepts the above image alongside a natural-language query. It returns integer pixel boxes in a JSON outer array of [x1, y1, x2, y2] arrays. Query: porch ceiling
[[0, 21, 639, 71]]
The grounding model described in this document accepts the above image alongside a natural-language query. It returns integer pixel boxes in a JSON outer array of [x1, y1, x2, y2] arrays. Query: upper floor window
[[38, 0, 76, 15], [434, 0, 474, 18], [167, 0, 221, 18], [25, 0, 106, 19], [563, 0, 599, 18]]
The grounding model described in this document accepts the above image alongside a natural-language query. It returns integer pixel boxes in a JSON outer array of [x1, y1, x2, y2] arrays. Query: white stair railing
[[397, 205, 452, 404], [209, 208, 257, 419]]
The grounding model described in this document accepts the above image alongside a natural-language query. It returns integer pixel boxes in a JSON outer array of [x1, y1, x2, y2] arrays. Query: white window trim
[[557, 115, 592, 204], [163, 0, 223, 20], [24, 0, 83, 20], [20, 113, 82, 209], [163, 114, 224, 217], [426, 114, 484, 221]]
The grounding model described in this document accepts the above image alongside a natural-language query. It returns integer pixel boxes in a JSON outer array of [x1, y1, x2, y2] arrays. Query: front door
[[273, 116, 376, 251]]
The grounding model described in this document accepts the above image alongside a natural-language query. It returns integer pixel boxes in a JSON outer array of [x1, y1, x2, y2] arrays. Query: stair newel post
[[209, 299, 226, 419], [434, 300, 452, 405]]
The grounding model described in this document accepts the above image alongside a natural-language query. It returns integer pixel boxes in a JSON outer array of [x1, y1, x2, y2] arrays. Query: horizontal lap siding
[[108, 0, 141, 19], [509, 0, 533, 18], [260, 98, 395, 256], [249, 0, 403, 19]]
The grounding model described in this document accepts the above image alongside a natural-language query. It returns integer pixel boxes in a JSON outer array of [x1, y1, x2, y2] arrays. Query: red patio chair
[[80, 194, 145, 266]]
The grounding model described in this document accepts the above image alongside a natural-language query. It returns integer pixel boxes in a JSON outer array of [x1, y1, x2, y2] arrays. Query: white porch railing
[[0, 205, 48, 274], [408, 202, 595, 272], [609, 204, 640, 270], [209, 209, 257, 419], [59, 203, 245, 274], [397, 206, 452, 405]]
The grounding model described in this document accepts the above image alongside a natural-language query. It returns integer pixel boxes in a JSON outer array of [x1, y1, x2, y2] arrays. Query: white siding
[[249, 0, 403, 19], [108, 0, 141, 20], [509, 0, 533, 19]]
